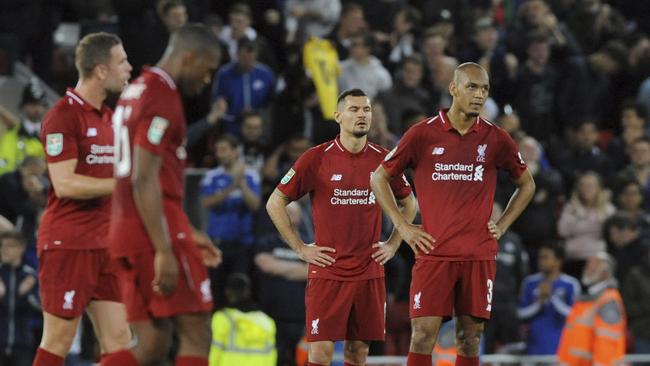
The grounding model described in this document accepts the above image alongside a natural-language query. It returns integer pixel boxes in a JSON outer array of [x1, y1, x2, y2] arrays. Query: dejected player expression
[[104, 44, 132, 94], [336, 95, 372, 138], [180, 52, 220, 96], [451, 67, 489, 118]]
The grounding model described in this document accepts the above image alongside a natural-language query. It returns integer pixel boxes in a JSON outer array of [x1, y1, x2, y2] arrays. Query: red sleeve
[[132, 93, 175, 156], [381, 126, 420, 178], [276, 149, 316, 201], [389, 173, 412, 200], [496, 129, 527, 179], [40, 104, 79, 163]]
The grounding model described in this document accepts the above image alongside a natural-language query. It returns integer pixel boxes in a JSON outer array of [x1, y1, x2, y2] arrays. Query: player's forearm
[[52, 175, 115, 199], [133, 174, 172, 253], [497, 171, 535, 232], [371, 169, 408, 229], [266, 191, 305, 252], [386, 194, 417, 246]]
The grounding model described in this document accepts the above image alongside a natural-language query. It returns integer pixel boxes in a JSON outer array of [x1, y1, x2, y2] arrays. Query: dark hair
[[75, 32, 122, 79], [337, 88, 367, 107], [402, 53, 424, 68], [216, 133, 240, 149], [632, 136, 650, 147], [539, 242, 565, 260], [168, 23, 220, 59], [159, 0, 185, 17], [621, 99, 647, 120], [399, 5, 422, 28], [0, 230, 26, 247], [599, 40, 628, 69], [224, 272, 252, 306], [605, 212, 640, 231], [241, 111, 262, 122], [341, 2, 363, 17], [229, 3, 251, 18]]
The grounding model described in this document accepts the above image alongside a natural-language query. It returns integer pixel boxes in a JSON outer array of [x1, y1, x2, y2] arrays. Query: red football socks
[[32, 348, 64, 366], [99, 349, 138, 366], [455, 355, 479, 366], [407, 351, 432, 366], [176, 356, 208, 366]]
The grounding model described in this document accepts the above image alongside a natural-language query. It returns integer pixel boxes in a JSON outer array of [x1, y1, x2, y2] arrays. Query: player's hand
[[397, 223, 435, 256], [192, 231, 222, 268], [18, 275, 36, 296], [298, 244, 336, 267], [371, 241, 398, 265], [487, 220, 504, 240], [0, 279, 5, 299], [152, 250, 179, 296]]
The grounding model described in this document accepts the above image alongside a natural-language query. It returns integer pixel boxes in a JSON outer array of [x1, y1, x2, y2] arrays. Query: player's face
[[450, 68, 489, 118], [335, 95, 372, 138], [103, 44, 132, 94], [180, 53, 219, 96]]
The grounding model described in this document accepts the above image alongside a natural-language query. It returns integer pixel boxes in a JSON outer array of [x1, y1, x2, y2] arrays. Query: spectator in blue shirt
[[212, 37, 275, 137], [201, 134, 262, 307], [518, 243, 581, 355]]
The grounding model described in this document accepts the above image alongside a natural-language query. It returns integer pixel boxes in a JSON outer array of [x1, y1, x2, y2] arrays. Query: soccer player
[[370, 62, 536, 366], [34, 33, 132, 366], [101, 24, 221, 366], [266, 88, 417, 366]]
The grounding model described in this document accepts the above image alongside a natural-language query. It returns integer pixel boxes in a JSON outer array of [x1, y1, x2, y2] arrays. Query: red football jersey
[[109, 67, 192, 257], [38, 89, 114, 253], [382, 109, 527, 261], [277, 136, 412, 281]]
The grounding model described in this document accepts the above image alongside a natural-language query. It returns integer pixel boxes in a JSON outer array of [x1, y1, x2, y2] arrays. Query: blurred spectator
[[617, 137, 650, 210], [607, 101, 649, 168], [374, 5, 422, 71], [0, 230, 40, 366], [262, 135, 311, 194], [557, 252, 627, 366], [368, 100, 398, 149], [558, 172, 615, 278], [427, 56, 458, 110], [201, 134, 261, 307], [622, 250, 650, 357], [254, 202, 307, 366], [376, 54, 430, 135], [567, 0, 626, 55], [509, 136, 564, 260], [614, 180, 650, 234], [604, 213, 650, 283], [496, 110, 523, 137], [0, 81, 48, 175], [219, 3, 277, 70], [284, 0, 341, 43], [484, 203, 529, 354], [557, 121, 615, 189], [0, 156, 47, 259], [240, 111, 269, 173], [209, 273, 276, 366], [212, 37, 275, 137], [517, 243, 580, 355], [338, 33, 392, 100], [327, 3, 366, 60]]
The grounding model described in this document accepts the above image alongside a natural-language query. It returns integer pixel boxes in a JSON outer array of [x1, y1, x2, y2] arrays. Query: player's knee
[[179, 321, 211, 353], [99, 325, 132, 352], [344, 343, 369, 364], [309, 344, 334, 364], [456, 329, 482, 354], [410, 322, 437, 348], [133, 338, 168, 364], [41, 324, 77, 355]]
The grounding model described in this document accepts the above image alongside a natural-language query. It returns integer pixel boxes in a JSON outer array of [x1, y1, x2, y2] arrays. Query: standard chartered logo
[[331, 188, 376, 205], [431, 163, 484, 182], [86, 144, 115, 165]]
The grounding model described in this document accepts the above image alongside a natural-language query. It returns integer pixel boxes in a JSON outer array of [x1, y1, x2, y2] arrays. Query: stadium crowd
[[2, 0, 650, 365]]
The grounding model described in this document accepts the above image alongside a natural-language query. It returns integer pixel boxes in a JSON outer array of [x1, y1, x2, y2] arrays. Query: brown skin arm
[[132, 146, 177, 295], [489, 169, 536, 239]]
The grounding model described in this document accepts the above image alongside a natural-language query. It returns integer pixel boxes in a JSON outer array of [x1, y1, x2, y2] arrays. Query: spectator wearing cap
[[338, 33, 392, 100], [212, 37, 275, 137], [604, 213, 650, 284], [0, 80, 47, 175]]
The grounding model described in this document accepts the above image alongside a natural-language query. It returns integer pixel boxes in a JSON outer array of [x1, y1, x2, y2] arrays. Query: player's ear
[[94, 63, 109, 81], [333, 110, 341, 124], [449, 80, 457, 97]]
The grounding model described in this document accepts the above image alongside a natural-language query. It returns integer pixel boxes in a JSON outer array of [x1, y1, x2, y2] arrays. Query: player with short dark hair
[[33, 32, 132, 366], [101, 24, 222, 366], [371, 63, 536, 366], [267, 88, 417, 366]]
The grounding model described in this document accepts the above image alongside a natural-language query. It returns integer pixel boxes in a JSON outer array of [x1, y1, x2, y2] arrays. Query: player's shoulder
[[480, 116, 509, 137], [43, 92, 84, 127], [367, 141, 390, 156]]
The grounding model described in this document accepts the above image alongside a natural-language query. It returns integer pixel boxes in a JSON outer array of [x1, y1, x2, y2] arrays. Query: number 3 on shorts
[[486, 279, 493, 312]]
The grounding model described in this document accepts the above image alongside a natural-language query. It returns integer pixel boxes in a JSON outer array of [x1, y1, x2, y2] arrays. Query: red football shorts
[[117, 242, 212, 322], [39, 248, 121, 318], [305, 278, 386, 342], [409, 260, 496, 320]]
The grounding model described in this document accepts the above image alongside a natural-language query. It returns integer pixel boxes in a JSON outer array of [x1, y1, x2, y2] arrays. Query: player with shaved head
[[371, 63, 536, 366]]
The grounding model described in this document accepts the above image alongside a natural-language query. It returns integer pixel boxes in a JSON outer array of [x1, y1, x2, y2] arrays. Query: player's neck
[[446, 106, 476, 135], [339, 133, 367, 153], [155, 58, 181, 84], [74, 79, 106, 110]]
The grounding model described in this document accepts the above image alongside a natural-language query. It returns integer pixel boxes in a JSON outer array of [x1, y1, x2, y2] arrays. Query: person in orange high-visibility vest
[[557, 252, 627, 366], [433, 319, 457, 366]]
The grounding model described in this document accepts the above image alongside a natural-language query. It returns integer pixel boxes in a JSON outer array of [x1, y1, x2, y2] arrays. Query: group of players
[[31, 22, 535, 366]]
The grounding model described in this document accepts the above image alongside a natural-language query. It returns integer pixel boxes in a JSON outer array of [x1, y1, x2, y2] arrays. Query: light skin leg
[[86, 300, 131, 353], [455, 315, 484, 357], [409, 316, 443, 354], [344, 340, 370, 365], [309, 341, 335, 365], [39, 312, 81, 356]]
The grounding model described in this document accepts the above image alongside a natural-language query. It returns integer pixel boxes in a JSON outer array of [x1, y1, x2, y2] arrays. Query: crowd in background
[[2, 0, 650, 364]]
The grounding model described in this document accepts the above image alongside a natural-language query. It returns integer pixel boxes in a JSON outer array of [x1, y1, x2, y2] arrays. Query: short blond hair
[[74, 32, 122, 79]]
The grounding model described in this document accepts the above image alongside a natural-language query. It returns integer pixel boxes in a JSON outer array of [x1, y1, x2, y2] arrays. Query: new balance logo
[[432, 147, 445, 155], [413, 292, 422, 310], [330, 174, 342, 181], [311, 318, 320, 335], [63, 290, 76, 310]]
